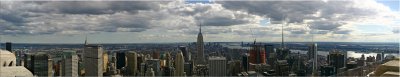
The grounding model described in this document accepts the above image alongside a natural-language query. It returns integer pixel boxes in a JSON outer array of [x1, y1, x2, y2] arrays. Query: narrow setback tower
[[308, 24, 318, 76], [310, 43, 318, 76], [196, 23, 205, 65]]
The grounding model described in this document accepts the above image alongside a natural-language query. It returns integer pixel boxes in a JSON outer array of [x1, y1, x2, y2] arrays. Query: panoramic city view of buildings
[[0, 0, 399, 77]]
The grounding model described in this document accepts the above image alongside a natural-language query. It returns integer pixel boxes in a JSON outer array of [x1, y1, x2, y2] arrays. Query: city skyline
[[0, 0, 399, 43]]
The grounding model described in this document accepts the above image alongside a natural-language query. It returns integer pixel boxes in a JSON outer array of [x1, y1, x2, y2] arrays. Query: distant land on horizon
[[1, 42, 398, 53]]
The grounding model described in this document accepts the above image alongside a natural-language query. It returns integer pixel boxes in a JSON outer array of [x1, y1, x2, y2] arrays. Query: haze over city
[[0, 0, 399, 43]]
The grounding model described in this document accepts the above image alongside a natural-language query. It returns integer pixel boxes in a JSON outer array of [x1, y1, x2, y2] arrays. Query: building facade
[[0, 50, 33, 77], [84, 45, 103, 76], [208, 56, 227, 76], [126, 51, 138, 76], [32, 52, 53, 77], [62, 50, 79, 77], [196, 25, 205, 65], [174, 52, 185, 76]]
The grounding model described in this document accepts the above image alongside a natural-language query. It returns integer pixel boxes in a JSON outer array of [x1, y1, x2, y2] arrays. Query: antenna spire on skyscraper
[[199, 22, 202, 33], [281, 17, 286, 49], [253, 39, 256, 45], [84, 35, 88, 46]]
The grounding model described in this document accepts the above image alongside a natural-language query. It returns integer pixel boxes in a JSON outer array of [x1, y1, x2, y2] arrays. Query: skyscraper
[[276, 60, 289, 76], [276, 20, 291, 60], [264, 44, 274, 63], [196, 24, 205, 65], [84, 45, 103, 77], [23, 53, 34, 72], [165, 52, 172, 68], [357, 54, 366, 66], [179, 46, 191, 62], [242, 54, 249, 72], [194, 64, 208, 76], [102, 52, 108, 73], [327, 51, 346, 73], [208, 56, 227, 76], [184, 62, 194, 76], [31, 52, 53, 77], [175, 51, 185, 76], [228, 60, 241, 76], [308, 43, 318, 76], [162, 66, 174, 76], [5, 42, 11, 52], [152, 51, 160, 59], [116, 52, 126, 69], [319, 65, 335, 76], [146, 68, 155, 77], [126, 51, 138, 76], [139, 63, 146, 76], [137, 54, 145, 73], [307, 43, 317, 60], [376, 53, 382, 62], [62, 50, 78, 77], [146, 59, 161, 76], [249, 42, 266, 64]]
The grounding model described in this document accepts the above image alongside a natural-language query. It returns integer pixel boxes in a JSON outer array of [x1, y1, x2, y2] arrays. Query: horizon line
[[2, 41, 399, 44]]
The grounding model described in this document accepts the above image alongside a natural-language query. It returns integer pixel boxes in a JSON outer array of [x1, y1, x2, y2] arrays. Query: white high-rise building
[[84, 45, 103, 77], [126, 51, 138, 76], [62, 50, 78, 77], [174, 51, 185, 76], [309, 43, 318, 76], [208, 56, 227, 76]]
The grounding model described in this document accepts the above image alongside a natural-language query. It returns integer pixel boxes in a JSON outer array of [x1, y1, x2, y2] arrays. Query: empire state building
[[196, 24, 205, 65]]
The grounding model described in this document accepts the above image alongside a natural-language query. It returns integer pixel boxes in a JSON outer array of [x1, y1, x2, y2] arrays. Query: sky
[[0, 0, 399, 43]]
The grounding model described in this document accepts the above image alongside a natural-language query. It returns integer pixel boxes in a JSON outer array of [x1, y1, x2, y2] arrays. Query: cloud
[[217, 0, 396, 35], [217, 1, 324, 22], [333, 29, 353, 34], [310, 30, 330, 34], [0, 1, 262, 35], [25, 1, 164, 15], [99, 12, 153, 32], [393, 28, 399, 34], [309, 20, 344, 30], [0, 0, 398, 43], [167, 3, 259, 26]]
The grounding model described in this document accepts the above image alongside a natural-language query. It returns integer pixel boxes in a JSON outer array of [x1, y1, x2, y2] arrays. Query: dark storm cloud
[[310, 30, 329, 34], [333, 29, 352, 34], [0, 11, 25, 24], [169, 3, 256, 26], [0, 1, 260, 35], [217, 0, 392, 35], [218, 1, 324, 23], [99, 14, 152, 32], [309, 20, 344, 30], [32, 1, 164, 14], [197, 16, 249, 26], [0, 1, 165, 35], [290, 29, 307, 34]]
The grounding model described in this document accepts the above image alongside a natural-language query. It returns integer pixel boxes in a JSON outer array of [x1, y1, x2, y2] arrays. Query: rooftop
[[371, 58, 400, 76], [0, 66, 34, 77], [208, 56, 227, 60]]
